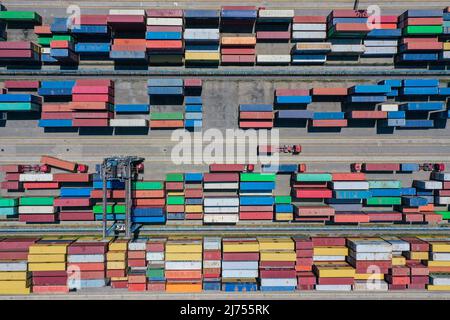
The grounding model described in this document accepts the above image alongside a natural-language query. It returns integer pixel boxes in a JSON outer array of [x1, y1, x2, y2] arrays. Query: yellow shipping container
[[443, 43, 450, 51], [408, 251, 428, 260], [0, 272, 29, 281], [392, 256, 406, 266], [260, 251, 296, 262], [185, 205, 203, 213], [28, 262, 66, 272], [28, 254, 66, 263], [275, 213, 293, 221], [0, 281, 30, 294], [223, 242, 259, 253], [314, 247, 348, 256], [167, 192, 184, 196], [106, 261, 126, 270], [106, 252, 126, 261], [165, 252, 202, 261], [430, 242, 450, 253], [111, 277, 128, 281], [427, 285, 450, 291], [426, 260, 450, 267], [165, 244, 202, 253], [354, 273, 384, 280], [185, 52, 220, 61], [316, 266, 355, 278], [221, 36, 256, 46], [258, 238, 294, 251], [28, 244, 68, 254], [109, 241, 128, 251]]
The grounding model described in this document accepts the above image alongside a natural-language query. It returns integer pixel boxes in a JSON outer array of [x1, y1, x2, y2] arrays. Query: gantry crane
[[100, 156, 144, 239]]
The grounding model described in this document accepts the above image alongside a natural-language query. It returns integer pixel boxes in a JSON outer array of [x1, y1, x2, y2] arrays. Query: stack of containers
[[107, 239, 128, 289], [363, 15, 400, 58], [0, 238, 37, 294], [146, 9, 184, 65], [294, 237, 316, 290], [127, 239, 147, 292], [38, 80, 75, 128], [184, 78, 203, 130], [426, 241, 450, 291], [239, 172, 275, 221], [293, 173, 334, 223], [184, 10, 220, 66], [401, 237, 430, 272], [256, 9, 293, 42], [366, 179, 402, 208], [131, 181, 166, 224], [148, 79, 184, 129], [397, 9, 444, 63], [443, 10, 450, 61], [49, 18, 79, 64], [384, 236, 410, 270], [221, 6, 259, 62], [72, 14, 111, 58], [28, 240, 71, 294], [291, 15, 329, 64], [165, 237, 203, 293], [329, 174, 370, 224], [0, 41, 41, 63], [0, 93, 41, 112], [203, 237, 222, 291], [18, 196, 56, 223], [432, 172, 450, 220], [108, 10, 147, 63], [146, 237, 166, 291], [72, 79, 114, 128], [239, 104, 274, 129], [274, 195, 293, 221], [58, 184, 94, 222], [0, 164, 23, 191], [312, 237, 355, 291], [258, 238, 297, 291], [222, 238, 259, 292], [165, 173, 185, 220], [327, 10, 366, 57], [275, 88, 313, 126], [67, 239, 108, 290], [203, 164, 243, 224], [347, 238, 391, 291], [184, 173, 204, 220], [0, 197, 18, 219], [35, 25, 52, 58], [92, 170, 126, 222]]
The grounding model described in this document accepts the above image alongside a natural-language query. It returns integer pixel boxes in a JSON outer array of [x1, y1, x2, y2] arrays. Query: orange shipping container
[[41, 155, 77, 172], [166, 282, 202, 293], [221, 36, 256, 46]]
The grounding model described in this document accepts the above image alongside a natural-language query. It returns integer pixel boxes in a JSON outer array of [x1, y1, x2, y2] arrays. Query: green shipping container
[[0, 11, 41, 22], [151, 112, 184, 120], [19, 197, 54, 206], [275, 196, 291, 204], [146, 268, 164, 278], [0, 103, 40, 112], [132, 181, 164, 190], [296, 173, 332, 182], [38, 36, 52, 46], [167, 196, 184, 205], [367, 180, 401, 189], [53, 35, 74, 41], [0, 207, 18, 215], [366, 197, 402, 206], [240, 173, 276, 182], [0, 198, 18, 207], [435, 211, 450, 220], [166, 173, 184, 182], [403, 25, 443, 35], [93, 204, 126, 214]]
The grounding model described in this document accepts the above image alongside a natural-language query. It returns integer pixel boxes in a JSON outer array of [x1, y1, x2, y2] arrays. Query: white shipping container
[[353, 280, 388, 291], [203, 237, 222, 250], [184, 29, 220, 41], [313, 255, 346, 262], [222, 261, 258, 270], [0, 262, 28, 271], [431, 253, 450, 261], [292, 24, 326, 31], [109, 9, 145, 15], [292, 31, 327, 40], [349, 251, 392, 261], [363, 46, 397, 55], [42, 47, 51, 54], [414, 180, 443, 190], [203, 182, 239, 190], [380, 104, 399, 111], [203, 214, 239, 223], [330, 181, 369, 190], [315, 284, 352, 291], [18, 206, 56, 214], [436, 196, 450, 205], [67, 254, 105, 263], [128, 241, 146, 251], [292, 56, 326, 64], [146, 17, 183, 26], [146, 252, 164, 261], [364, 40, 398, 47], [331, 44, 365, 54], [19, 173, 53, 182], [432, 172, 450, 181], [222, 269, 258, 278], [204, 206, 239, 213], [258, 9, 294, 18], [110, 119, 148, 127], [430, 275, 450, 285], [204, 197, 239, 207], [256, 54, 291, 64], [260, 278, 297, 287], [347, 240, 392, 252], [165, 261, 202, 270], [203, 260, 221, 268], [384, 239, 410, 252]]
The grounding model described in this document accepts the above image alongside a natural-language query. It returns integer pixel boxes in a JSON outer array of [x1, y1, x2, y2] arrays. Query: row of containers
[[0, 6, 449, 66], [2, 235, 450, 294], [0, 78, 202, 131], [1, 156, 450, 224], [239, 79, 450, 130], [0, 78, 449, 133]]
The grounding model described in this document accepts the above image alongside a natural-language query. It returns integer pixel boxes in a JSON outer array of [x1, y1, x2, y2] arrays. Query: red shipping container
[[222, 252, 259, 261], [128, 251, 145, 259], [53, 173, 90, 182], [312, 237, 346, 246], [34, 25, 52, 35], [41, 155, 77, 172], [23, 182, 59, 189], [184, 78, 202, 87], [331, 172, 366, 181], [221, 48, 256, 55], [203, 251, 221, 260], [79, 15, 108, 25], [146, 9, 183, 17], [42, 104, 74, 112], [444, 181, 450, 189], [4, 80, 40, 89], [59, 211, 94, 221], [184, 189, 203, 198], [75, 79, 113, 87], [296, 257, 314, 265], [0, 252, 28, 260], [150, 120, 184, 128], [423, 212, 442, 223], [209, 164, 246, 172], [295, 206, 334, 216], [128, 259, 146, 268], [33, 276, 68, 286], [239, 211, 273, 220], [367, 212, 403, 222], [295, 189, 332, 199], [77, 271, 106, 280], [407, 262, 429, 276], [410, 276, 428, 284], [90, 189, 125, 199], [276, 88, 309, 96], [134, 190, 165, 198], [146, 26, 183, 32], [54, 198, 91, 207], [390, 266, 410, 276], [239, 121, 273, 128], [363, 163, 400, 172], [72, 94, 113, 103], [19, 214, 55, 223], [402, 17, 443, 26], [147, 283, 165, 291], [72, 119, 109, 127], [133, 199, 165, 206], [386, 275, 410, 285], [5, 173, 20, 181], [0, 41, 35, 50], [68, 263, 105, 272], [256, 31, 290, 40], [403, 213, 424, 223], [311, 87, 348, 96], [0, 165, 23, 173], [204, 173, 239, 182], [32, 286, 69, 294], [221, 55, 255, 63], [50, 40, 71, 49], [317, 277, 354, 285], [402, 42, 443, 51], [72, 86, 113, 95], [68, 244, 107, 255], [401, 237, 429, 252], [334, 23, 370, 32], [260, 270, 296, 278], [1, 181, 20, 190], [0, 238, 38, 251], [128, 283, 147, 292], [294, 239, 313, 250], [0, 50, 34, 58], [333, 213, 369, 223], [165, 182, 184, 190], [166, 205, 184, 213], [350, 111, 387, 119], [240, 206, 273, 212], [41, 112, 73, 120], [240, 112, 273, 119], [106, 270, 126, 278], [146, 40, 183, 50], [311, 119, 348, 127], [111, 281, 128, 289]]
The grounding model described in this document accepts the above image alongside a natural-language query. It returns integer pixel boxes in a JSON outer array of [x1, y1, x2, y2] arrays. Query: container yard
[[0, 0, 449, 307]]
